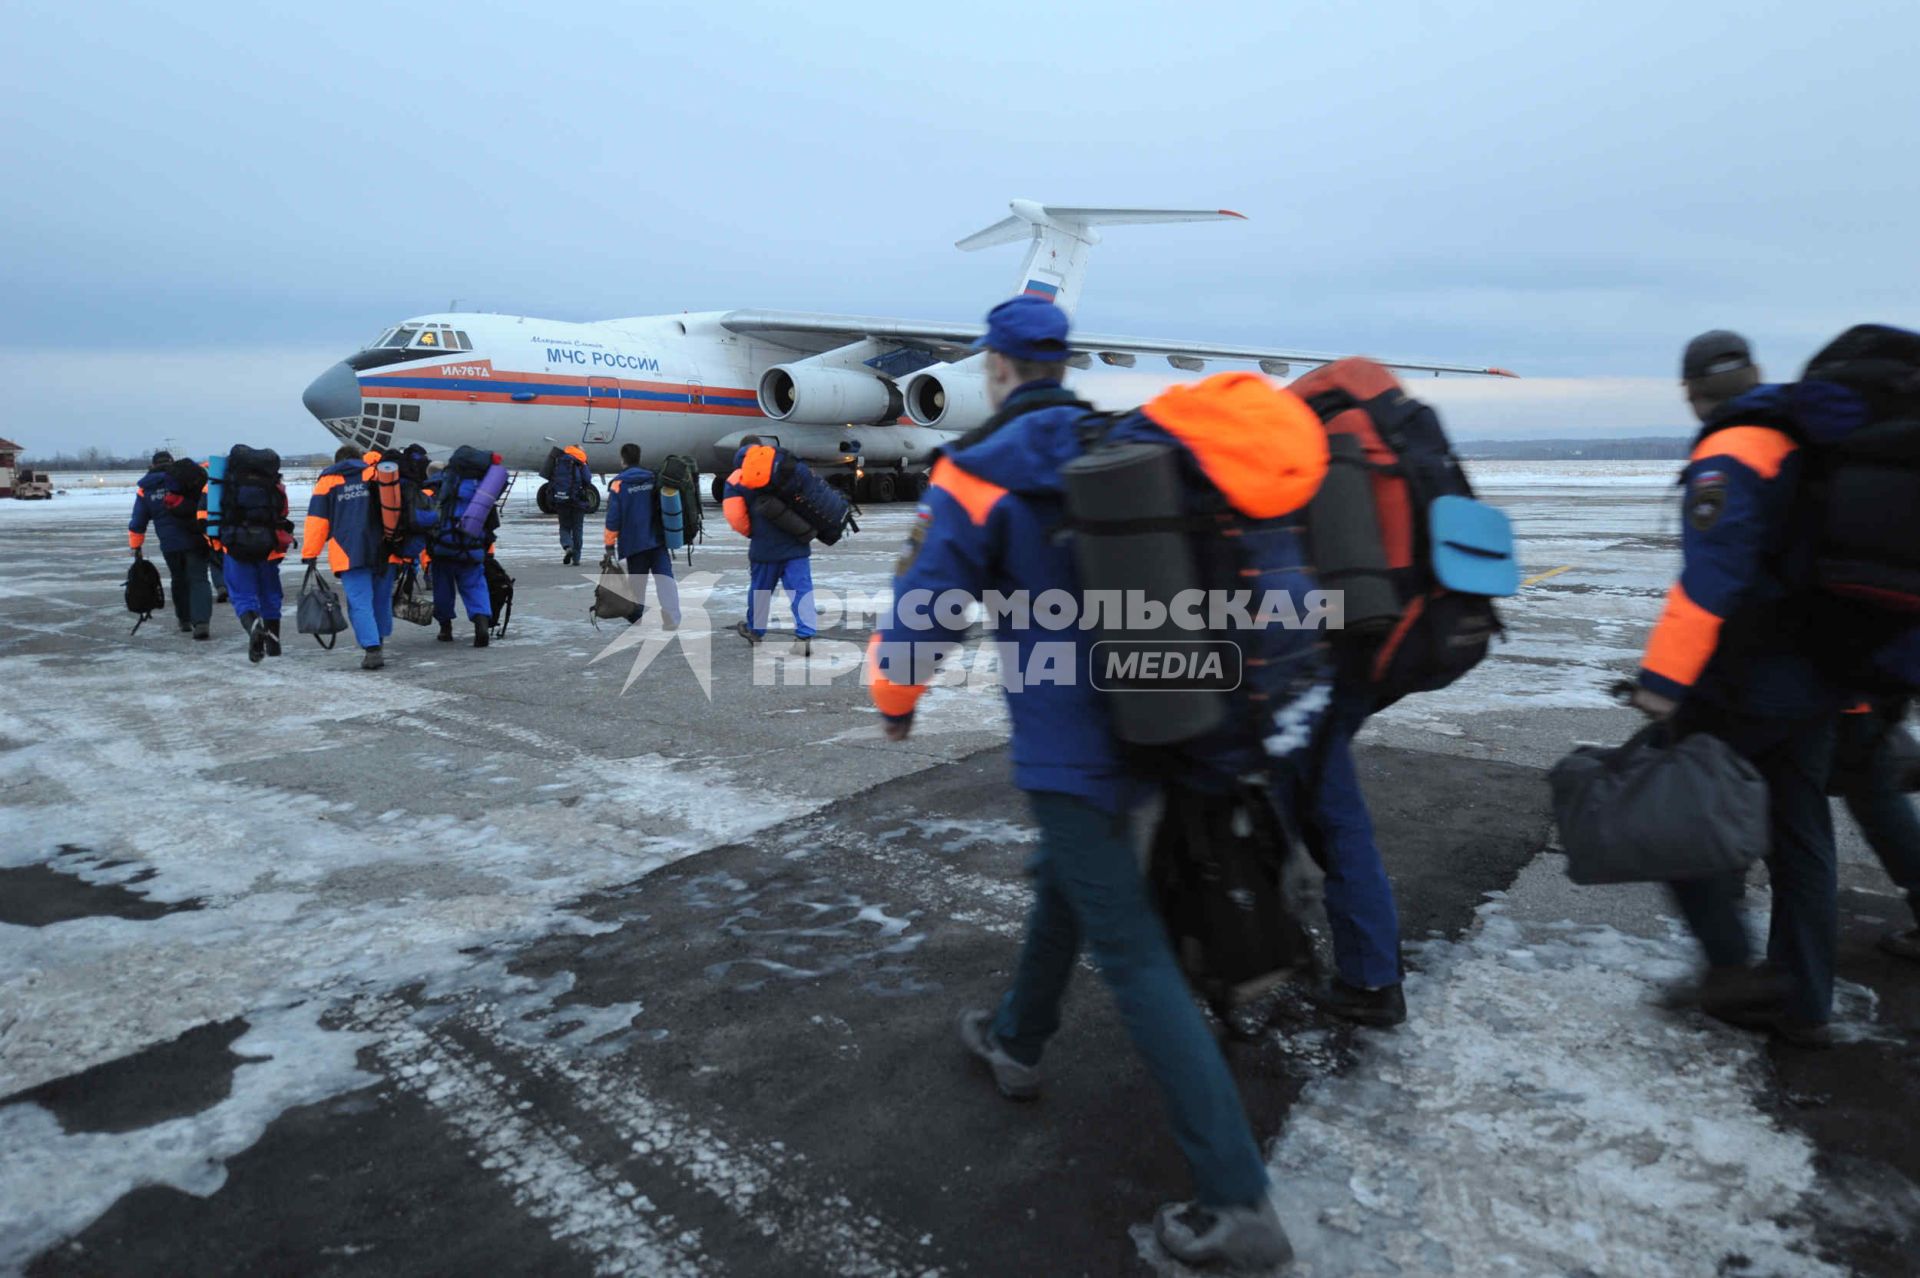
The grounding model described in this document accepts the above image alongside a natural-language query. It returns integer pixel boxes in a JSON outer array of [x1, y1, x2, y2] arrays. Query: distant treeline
[[18, 448, 336, 470], [1456, 436, 1692, 461]]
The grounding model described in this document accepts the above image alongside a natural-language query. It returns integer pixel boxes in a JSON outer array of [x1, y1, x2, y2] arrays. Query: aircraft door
[[584, 377, 620, 443]]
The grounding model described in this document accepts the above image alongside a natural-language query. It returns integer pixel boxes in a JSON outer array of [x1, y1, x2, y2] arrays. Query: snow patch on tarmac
[[1253, 906, 1844, 1277]]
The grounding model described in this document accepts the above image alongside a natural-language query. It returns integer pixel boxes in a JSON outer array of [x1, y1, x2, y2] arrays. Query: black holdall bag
[[296, 564, 352, 649], [590, 554, 632, 624], [1149, 783, 1315, 1027], [125, 558, 165, 634], [1548, 721, 1768, 885]]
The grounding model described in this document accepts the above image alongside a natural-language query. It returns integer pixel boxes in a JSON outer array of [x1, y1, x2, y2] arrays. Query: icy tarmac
[[1, 463, 1916, 1276]]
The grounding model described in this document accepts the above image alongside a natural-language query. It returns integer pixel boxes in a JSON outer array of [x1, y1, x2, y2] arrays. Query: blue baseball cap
[[972, 296, 1071, 362]]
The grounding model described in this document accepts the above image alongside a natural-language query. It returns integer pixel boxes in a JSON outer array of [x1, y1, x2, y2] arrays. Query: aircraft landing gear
[[535, 482, 555, 515], [711, 474, 727, 505]]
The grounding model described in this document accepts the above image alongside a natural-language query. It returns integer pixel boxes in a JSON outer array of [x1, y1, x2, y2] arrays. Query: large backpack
[[656, 453, 705, 552], [437, 446, 494, 536], [159, 457, 208, 524], [741, 445, 856, 545], [550, 451, 589, 506], [217, 445, 292, 563], [1290, 358, 1514, 710], [125, 558, 164, 634], [1722, 324, 1920, 689]]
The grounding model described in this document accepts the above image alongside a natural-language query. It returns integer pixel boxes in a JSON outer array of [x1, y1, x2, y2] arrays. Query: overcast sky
[[3, 0, 1914, 456]]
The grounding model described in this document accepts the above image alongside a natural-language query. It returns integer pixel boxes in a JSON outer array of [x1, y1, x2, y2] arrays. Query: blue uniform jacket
[[129, 467, 204, 555], [723, 446, 813, 564], [603, 465, 663, 557], [1638, 386, 1843, 719], [302, 458, 385, 572]]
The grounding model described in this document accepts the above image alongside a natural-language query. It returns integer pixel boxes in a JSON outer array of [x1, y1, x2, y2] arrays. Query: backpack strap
[[953, 388, 1094, 451]]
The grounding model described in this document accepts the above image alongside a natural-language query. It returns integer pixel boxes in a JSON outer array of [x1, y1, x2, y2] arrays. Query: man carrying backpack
[[129, 449, 214, 639], [303, 445, 395, 670], [869, 297, 1313, 1271], [427, 446, 499, 648], [552, 444, 593, 565], [1631, 329, 1852, 1044], [206, 444, 293, 663], [723, 436, 818, 655], [602, 442, 679, 625]]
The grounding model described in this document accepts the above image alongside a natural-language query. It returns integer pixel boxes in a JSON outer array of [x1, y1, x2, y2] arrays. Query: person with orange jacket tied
[[1631, 331, 1848, 1045], [552, 444, 593, 566], [602, 442, 680, 625], [867, 297, 1309, 1270], [303, 444, 395, 670], [723, 436, 818, 655]]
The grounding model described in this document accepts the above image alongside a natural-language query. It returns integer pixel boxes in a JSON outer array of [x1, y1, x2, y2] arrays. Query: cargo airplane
[[300, 199, 1514, 508]]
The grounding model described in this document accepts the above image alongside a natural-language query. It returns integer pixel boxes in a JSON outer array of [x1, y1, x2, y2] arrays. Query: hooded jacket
[[869, 375, 1330, 808], [723, 445, 814, 563], [128, 466, 206, 555], [603, 464, 663, 557], [1637, 384, 1844, 719]]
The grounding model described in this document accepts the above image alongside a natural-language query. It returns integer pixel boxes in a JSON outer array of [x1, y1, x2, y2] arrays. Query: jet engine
[[903, 360, 994, 432], [757, 363, 902, 425]]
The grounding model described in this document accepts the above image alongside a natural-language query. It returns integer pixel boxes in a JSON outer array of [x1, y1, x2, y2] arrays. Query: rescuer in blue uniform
[[603, 442, 679, 625]]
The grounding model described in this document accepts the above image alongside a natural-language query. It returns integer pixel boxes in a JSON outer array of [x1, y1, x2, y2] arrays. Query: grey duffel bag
[[1548, 722, 1769, 885]]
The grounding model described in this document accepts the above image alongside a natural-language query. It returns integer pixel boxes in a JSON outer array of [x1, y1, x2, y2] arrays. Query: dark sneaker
[[1879, 928, 1920, 963], [733, 620, 762, 645], [436, 619, 454, 642], [1310, 980, 1407, 1028], [192, 622, 210, 641], [361, 646, 385, 670], [956, 1010, 1041, 1101], [1154, 1193, 1294, 1270]]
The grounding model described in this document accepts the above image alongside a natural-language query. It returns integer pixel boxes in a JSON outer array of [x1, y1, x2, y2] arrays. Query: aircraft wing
[[717, 309, 1516, 378]]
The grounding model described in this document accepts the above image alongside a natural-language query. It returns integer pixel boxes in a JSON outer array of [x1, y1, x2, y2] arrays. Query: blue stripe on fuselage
[[360, 375, 758, 409]]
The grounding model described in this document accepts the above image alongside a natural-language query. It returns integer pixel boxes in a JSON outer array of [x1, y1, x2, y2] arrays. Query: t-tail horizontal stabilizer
[[955, 199, 1247, 317]]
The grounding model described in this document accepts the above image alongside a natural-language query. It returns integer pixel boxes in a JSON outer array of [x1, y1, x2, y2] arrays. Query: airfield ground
[[1, 465, 1916, 1276]]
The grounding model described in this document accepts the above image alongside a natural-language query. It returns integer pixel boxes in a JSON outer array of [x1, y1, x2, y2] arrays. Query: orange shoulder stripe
[[1693, 425, 1797, 480], [929, 457, 1006, 527]]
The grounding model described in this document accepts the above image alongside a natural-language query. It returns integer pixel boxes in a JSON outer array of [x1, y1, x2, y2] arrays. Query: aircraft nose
[[302, 361, 361, 424]]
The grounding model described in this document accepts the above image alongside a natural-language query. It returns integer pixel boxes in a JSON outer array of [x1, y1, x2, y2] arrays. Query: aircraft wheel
[[711, 474, 727, 505], [535, 482, 555, 515], [584, 485, 602, 514], [910, 471, 931, 499], [870, 471, 898, 504]]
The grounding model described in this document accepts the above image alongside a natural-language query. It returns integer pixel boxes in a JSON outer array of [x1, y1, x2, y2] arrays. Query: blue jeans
[[556, 506, 584, 554], [1668, 708, 1837, 1024], [624, 548, 680, 624], [1299, 684, 1402, 989], [432, 559, 491, 622], [161, 547, 213, 626], [748, 557, 815, 638], [991, 791, 1270, 1208], [223, 557, 283, 621], [1835, 706, 1920, 927], [338, 565, 394, 650]]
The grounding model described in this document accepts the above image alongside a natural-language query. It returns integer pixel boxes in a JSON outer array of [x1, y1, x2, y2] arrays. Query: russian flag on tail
[[1022, 278, 1060, 301]]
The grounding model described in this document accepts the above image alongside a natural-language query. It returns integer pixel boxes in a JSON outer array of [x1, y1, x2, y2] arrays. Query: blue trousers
[[338, 565, 394, 650], [223, 557, 283, 621], [161, 547, 213, 627], [747, 556, 815, 638], [624, 548, 680, 623], [432, 558, 491, 622], [1299, 684, 1403, 990], [1669, 708, 1837, 1025], [992, 791, 1270, 1208], [556, 506, 584, 554], [1835, 706, 1920, 927]]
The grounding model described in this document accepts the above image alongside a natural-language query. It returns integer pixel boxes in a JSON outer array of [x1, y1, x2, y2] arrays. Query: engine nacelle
[[757, 363, 902, 425], [903, 360, 994, 432]]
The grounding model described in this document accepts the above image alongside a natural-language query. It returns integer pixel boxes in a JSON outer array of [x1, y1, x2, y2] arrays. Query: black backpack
[[125, 558, 165, 634], [160, 457, 208, 524], [484, 556, 515, 637], [219, 445, 291, 563], [1290, 358, 1506, 710]]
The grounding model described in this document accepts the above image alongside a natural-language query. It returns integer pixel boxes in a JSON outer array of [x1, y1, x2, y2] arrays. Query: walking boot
[[474, 618, 491, 648], [192, 622, 210, 641], [264, 618, 282, 657], [1310, 980, 1408, 1028], [1154, 1192, 1294, 1270], [436, 618, 454, 642], [240, 611, 265, 664], [361, 646, 385, 670]]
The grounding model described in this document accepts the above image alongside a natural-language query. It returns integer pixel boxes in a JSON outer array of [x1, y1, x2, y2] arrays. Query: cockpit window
[[454, 331, 472, 350], [384, 327, 419, 349], [370, 328, 396, 348], [417, 330, 440, 348]]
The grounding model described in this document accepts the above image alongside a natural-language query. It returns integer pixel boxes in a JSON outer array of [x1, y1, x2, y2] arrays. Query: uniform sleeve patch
[[1688, 473, 1728, 531], [895, 504, 934, 576]]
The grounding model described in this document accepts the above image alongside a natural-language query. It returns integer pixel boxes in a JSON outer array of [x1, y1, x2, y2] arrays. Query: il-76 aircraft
[[300, 199, 1514, 507]]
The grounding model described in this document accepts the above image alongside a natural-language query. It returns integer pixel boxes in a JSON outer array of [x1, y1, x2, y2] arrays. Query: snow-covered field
[[1, 461, 1913, 1275]]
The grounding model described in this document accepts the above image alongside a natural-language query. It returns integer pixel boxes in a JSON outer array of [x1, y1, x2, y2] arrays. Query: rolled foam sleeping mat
[[1308, 432, 1401, 634]]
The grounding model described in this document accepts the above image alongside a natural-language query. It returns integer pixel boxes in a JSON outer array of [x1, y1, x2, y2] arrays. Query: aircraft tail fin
[[955, 200, 1247, 316]]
